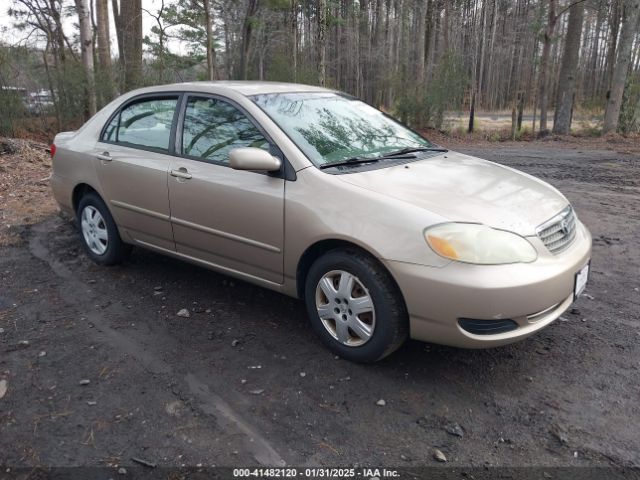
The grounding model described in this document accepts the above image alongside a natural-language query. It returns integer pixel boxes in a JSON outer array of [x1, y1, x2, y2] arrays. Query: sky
[[0, 0, 188, 55]]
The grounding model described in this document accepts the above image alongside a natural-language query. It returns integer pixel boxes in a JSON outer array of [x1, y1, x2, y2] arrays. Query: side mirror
[[229, 147, 282, 172]]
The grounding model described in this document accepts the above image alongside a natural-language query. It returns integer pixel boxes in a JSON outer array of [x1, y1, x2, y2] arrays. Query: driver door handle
[[96, 152, 112, 162], [170, 167, 192, 180]]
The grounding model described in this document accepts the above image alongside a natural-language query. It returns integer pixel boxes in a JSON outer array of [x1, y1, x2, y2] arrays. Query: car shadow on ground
[[116, 235, 548, 387]]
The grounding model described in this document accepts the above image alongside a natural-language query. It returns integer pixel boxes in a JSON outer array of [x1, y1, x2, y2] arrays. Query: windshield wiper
[[319, 157, 383, 169], [320, 146, 447, 169], [382, 146, 449, 157]]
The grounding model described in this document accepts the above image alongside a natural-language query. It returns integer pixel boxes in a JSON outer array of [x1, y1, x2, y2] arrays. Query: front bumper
[[385, 221, 592, 348]]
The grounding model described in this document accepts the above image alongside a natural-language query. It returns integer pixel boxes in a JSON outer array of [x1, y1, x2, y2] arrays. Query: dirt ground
[[0, 136, 639, 475]]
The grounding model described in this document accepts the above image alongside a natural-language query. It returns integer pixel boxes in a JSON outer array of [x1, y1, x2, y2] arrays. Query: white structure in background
[[26, 90, 54, 115]]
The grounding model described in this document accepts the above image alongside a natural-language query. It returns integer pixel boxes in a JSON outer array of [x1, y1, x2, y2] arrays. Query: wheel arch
[[72, 183, 100, 214], [295, 239, 406, 305]]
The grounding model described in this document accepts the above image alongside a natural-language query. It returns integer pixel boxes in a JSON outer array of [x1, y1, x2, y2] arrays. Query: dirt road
[[443, 112, 600, 132], [1, 142, 639, 473]]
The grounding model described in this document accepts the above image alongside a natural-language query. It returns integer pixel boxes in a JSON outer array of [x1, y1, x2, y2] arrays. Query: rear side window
[[181, 96, 269, 164], [102, 97, 178, 152]]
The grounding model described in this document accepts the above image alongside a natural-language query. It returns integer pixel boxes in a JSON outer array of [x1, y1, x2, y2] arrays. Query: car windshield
[[251, 92, 434, 167]]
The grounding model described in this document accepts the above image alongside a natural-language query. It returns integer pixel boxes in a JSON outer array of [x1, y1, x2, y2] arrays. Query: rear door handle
[[170, 168, 192, 180], [96, 152, 112, 162]]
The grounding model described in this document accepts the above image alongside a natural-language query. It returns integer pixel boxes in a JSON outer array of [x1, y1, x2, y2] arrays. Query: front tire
[[77, 192, 130, 265], [304, 248, 408, 362]]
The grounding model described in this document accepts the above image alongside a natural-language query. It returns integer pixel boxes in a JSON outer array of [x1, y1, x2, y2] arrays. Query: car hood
[[336, 151, 568, 236]]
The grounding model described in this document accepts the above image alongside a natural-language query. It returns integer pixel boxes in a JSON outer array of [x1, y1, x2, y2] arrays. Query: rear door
[[95, 95, 180, 251], [167, 94, 285, 284]]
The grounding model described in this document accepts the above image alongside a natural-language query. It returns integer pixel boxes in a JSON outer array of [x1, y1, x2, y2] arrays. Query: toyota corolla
[[50, 82, 592, 362]]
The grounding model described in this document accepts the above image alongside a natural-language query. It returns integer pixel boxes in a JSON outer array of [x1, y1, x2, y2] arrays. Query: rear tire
[[77, 192, 131, 265], [304, 248, 408, 362]]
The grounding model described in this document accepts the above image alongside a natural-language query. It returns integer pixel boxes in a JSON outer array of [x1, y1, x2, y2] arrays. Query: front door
[[167, 94, 285, 284], [95, 95, 179, 251]]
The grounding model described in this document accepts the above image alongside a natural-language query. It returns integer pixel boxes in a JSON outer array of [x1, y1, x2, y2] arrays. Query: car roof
[[130, 81, 334, 97]]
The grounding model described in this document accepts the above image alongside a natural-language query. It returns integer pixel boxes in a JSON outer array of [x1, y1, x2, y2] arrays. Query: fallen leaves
[[0, 137, 57, 246]]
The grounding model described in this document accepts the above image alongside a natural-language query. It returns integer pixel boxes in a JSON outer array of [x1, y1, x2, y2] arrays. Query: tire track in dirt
[[27, 218, 286, 467]]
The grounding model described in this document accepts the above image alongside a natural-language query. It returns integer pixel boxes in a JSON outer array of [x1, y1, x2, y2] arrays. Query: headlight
[[425, 223, 537, 265]]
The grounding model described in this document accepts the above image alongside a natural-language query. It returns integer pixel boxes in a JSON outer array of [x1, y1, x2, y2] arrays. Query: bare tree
[[318, 0, 327, 86], [74, 0, 96, 116], [290, 0, 298, 82], [9, 0, 79, 126], [112, 0, 143, 90], [143, 0, 173, 83], [239, 0, 259, 80], [96, 0, 115, 102], [203, 0, 219, 80], [7, 0, 640, 134], [603, 0, 640, 132], [538, 0, 557, 134], [111, 0, 124, 66], [553, 1, 584, 134]]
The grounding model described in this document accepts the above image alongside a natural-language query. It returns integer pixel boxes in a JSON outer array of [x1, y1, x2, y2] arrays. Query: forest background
[[1, 0, 639, 141]]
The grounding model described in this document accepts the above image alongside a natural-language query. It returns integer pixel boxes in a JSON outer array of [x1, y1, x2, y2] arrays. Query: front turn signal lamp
[[425, 223, 537, 265]]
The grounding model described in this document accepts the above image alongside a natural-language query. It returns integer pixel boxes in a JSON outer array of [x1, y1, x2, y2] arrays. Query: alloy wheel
[[315, 270, 376, 346], [80, 205, 108, 255]]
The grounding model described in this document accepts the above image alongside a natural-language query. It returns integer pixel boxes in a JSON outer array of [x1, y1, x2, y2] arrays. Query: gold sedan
[[50, 82, 592, 362]]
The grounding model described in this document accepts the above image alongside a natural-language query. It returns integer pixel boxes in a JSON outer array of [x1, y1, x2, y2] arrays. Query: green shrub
[[0, 90, 25, 136]]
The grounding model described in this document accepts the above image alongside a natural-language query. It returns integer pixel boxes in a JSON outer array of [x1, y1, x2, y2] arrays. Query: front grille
[[458, 318, 518, 335], [537, 205, 577, 254]]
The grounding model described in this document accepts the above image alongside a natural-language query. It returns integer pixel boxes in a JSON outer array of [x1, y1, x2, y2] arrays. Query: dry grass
[[0, 137, 58, 246], [442, 111, 603, 133]]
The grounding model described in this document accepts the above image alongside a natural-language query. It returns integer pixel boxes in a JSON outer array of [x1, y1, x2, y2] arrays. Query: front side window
[[102, 97, 178, 151], [103, 114, 118, 142], [252, 92, 434, 166], [181, 96, 269, 164]]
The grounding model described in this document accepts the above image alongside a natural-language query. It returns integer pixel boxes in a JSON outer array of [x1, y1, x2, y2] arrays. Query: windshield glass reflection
[[252, 92, 433, 166]]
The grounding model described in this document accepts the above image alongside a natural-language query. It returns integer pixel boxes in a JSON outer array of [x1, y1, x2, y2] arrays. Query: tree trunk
[[604, 0, 621, 94], [42, 42, 62, 131], [96, 0, 114, 102], [552, 1, 584, 135], [468, 91, 475, 133], [412, 0, 425, 88], [358, 0, 369, 101], [290, 0, 298, 82], [318, 0, 327, 86], [222, 8, 232, 79], [517, 91, 525, 131], [603, 0, 640, 133], [586, 0, 605, 99], [538, 0, 556, 134], [203, 0, 219, 81], [75, 0, 96, 116], [442, 0, 450, 54], [477, 0, 488, 105], [486, 0, 498, 109], [117, 0, 142, 90], [111, 0, 124, 69], [240, 0, 259, 80], [425, 0, 437, 83]]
